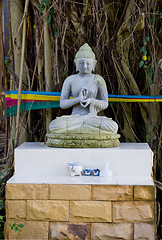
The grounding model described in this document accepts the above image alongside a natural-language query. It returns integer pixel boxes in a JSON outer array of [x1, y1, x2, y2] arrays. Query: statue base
[[46, 133, 120, 148]]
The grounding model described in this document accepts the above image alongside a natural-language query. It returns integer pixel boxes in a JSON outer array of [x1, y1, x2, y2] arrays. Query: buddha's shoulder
[[63, 74, 78, 83], [95, 74, 106, 84]]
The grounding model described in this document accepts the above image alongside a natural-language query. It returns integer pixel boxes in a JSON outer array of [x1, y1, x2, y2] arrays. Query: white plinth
[[7, 142, 154, 185]]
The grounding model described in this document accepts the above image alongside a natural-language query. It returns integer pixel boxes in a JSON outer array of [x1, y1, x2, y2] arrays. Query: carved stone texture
[[134, 186, 156, 200], [4, 221, 49, 239], [49, 185, 91, 200], [27, 200, 69, 221], [113, 201, 155, 223], [92, 185, 133, 201], [49, 222, 90, 240], [47, 133, 120, 148], [91, 223, 133, 240], [6, 183, 49, 200], [6, 200, 26, 220], [134, 223, 155, 240], [69, 201, 112, 222]]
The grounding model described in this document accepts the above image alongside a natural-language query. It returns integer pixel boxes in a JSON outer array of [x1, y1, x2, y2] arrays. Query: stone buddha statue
[[46, 43, 120, 147]]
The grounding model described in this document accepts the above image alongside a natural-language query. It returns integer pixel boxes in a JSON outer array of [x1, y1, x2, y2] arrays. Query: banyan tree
[[0, 0, 162, 237]]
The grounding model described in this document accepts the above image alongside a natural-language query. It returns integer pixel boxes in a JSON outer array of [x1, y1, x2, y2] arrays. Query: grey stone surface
[[134, 223, 155, 240]]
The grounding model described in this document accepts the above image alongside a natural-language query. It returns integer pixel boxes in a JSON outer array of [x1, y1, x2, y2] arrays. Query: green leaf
[[150, 67, 154, 72], [0, 230, 4, 239], [146, 134, 150, 142], [150, 80, 153, 85], [139, 61, 144, 68], [149, 125, 153, 132], [4, 58, 10, 66], [144, 65, 148, 69], [140, 46, 145, 53], [39, 0, 49, 14], [8, 49, 11, 55], [147, 72, 152, 79], [17, 224, 24, 228], [145, 36, 150, 43], [47, 14, 51, 26], [0, 203, 5, 210], [13, 226, 19, 232], [39, 5, 45, 14], [50, 8, 56, 14], [7, 66, 11, 73], [62, 70, 67, 77], [54, 29, 58, 38], [40, 0, 46, 8], [0, 216, 3, 221]]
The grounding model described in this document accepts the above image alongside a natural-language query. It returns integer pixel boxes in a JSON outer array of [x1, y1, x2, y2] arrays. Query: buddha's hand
[[80, 98, 91, 108], [79, 88, 89, 100], [79, 88, 91, 107]]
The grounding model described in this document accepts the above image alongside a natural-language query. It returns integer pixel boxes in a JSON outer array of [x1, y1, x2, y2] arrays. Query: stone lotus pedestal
[[46, 133, 120, 148], [46, 115, 120, 148], [5, 143, 156, 240]]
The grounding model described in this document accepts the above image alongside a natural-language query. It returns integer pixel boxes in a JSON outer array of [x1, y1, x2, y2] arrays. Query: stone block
[[91, 223, 133, 240], [70, 201, 112, 222], [92, 185, 133, 200], [4, 220, 49, 239], [27, 200, 69, 221], [134, 223, 155, 240], [6, 200, 26, 220], [134, 186, 155, 200], [49, 222, 90, 240], [50, 185, 91, 200], [6, 183, 48, 200], [113, 201, 154, 222]]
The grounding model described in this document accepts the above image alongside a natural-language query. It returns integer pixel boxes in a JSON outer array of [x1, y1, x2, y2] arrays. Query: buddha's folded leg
[[100, 118, 118, 133], [49, 115, 83, 133], [83, 115, 118, 134]]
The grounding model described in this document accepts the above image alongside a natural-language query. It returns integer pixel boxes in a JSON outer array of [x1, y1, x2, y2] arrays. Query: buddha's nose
[[83, 61, 87, 68]]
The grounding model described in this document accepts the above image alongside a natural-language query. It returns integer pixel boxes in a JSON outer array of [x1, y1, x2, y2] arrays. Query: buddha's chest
[[71, 76, 97, 97]]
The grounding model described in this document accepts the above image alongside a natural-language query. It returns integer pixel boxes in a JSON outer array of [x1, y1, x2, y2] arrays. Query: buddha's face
[[76, 58, 96, 75]]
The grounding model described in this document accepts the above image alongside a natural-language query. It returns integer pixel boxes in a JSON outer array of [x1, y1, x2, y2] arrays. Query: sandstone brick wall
[[5, 183, 156, 240]]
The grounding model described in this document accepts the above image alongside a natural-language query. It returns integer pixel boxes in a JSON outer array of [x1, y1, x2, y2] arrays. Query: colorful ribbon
[[5, 91, 162, 118]]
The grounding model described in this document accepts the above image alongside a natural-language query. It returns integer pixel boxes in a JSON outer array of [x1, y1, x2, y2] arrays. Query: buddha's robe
[[49, 75, 118, 135]]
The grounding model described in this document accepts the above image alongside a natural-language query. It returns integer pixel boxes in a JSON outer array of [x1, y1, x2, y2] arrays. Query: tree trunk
[[44, 11, 52, 132]]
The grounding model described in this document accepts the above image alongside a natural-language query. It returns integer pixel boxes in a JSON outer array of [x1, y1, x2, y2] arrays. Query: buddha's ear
[[93, 60, 97, 71], [74, 59, 79, 71], [74, 59, 77, 65], [74, 59, 78, 71]]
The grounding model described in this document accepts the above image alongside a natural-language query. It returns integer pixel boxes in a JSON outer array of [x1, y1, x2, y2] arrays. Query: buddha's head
[[74, 43, 97, 74]]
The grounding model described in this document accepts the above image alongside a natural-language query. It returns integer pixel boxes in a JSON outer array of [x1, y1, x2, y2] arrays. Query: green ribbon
[[5, 101, 60, 118]]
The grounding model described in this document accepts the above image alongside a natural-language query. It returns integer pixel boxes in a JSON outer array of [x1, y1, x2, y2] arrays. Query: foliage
[[9, 221, 24, 232], [6, 0, 162, 180], [1, 0, 162, 237], [0, 199, 5, 239], [0, 198, 24, 238]]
